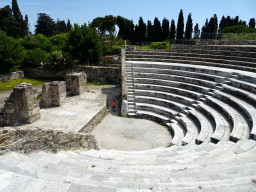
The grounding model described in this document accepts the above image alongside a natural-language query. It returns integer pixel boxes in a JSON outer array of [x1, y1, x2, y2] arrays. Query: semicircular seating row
[[125, 44, 256, 146]]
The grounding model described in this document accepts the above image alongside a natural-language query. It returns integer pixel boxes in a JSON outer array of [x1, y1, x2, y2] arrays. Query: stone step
[[132, 66, 226, 83], [134, 83, 203, 100], [229, 77, 256, 94], [171, 46, 256, 53], [126, 58, 256, 72], [135, 95, 187, 112], [134, 77, 211, 94], [133, 73, 217, 89], [126, 51, 256, 62], [134, 89, 196, 106], [167, 120, 184, 146]]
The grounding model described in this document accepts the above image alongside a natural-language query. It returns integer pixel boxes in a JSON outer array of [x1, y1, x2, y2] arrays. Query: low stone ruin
[[66, 72, 87, 96], [0, 83, 41, 126], [40, 81, 66, 108]]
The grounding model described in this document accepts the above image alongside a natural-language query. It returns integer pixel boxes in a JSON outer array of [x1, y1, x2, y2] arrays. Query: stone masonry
[[40, 81, 66, 108], [0, 83, 40, 126], [66, 72, 87, 96]]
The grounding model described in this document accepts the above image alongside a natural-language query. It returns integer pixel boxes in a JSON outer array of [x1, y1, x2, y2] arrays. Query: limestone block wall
[[0, 83, 40, 126], [0, 127, 99, 155], [66, 72, 87, 96], [121, 46, 128, 116], [40, 81, 66, 108], [0, 71, 24, 82]]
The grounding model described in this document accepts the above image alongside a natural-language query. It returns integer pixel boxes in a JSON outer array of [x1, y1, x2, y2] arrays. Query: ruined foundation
[[0, 83, 40, 126], [40, 81, 66, 108], [66, 72, 87, 96]]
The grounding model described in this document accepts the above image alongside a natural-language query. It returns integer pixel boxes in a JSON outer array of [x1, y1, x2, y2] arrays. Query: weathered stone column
[[0, 83, 40, 126], [66, 72, 87, 96], [40, 81, 66, 108]]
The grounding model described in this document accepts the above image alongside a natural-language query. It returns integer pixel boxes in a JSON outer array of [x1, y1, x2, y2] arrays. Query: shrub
[[21, 48, 49, 68], [21, 33, 52, 52], [219, 25, 256, 34], [0, 30, 25, 74], [43, 50, 74, 72], [49, 33, 68, 53], [151, 41, 171, 49]]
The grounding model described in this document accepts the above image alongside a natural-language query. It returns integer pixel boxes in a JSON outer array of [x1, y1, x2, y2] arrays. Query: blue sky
[[0, 0, 255, 35]]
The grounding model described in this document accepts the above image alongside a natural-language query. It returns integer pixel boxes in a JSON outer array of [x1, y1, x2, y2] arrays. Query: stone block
[[0, 83, 41, 126], [66, 72, 87, 96], [40, 81, 66, 108]]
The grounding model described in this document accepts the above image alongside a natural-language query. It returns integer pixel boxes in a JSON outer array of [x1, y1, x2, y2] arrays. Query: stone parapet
[[196, 39, 256, 46], [0, 70, 24, 82], [0, 83, 40, 126], [66, 72, 87, 96], [40, 81, 66, 108]]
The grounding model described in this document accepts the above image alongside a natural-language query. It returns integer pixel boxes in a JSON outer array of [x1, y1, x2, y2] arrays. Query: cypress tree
[[169, 19, 176, 39], [234, 16, 239, 26], [12, 0, 23, 22], [226, 16, 231, 27], [138, 17, 146, 42], [193, 23, 200, 38], [153, 17, 162, 42], [184, 13, 193, 39], [201, 19, 209, 39], [129, 20, 135, 44], [67, 19, 72, 32], [176, 9, 184, 39], [24, 14, 30, 35], [249, 18, 255, 28], [146, 20, 153, 42], [219, 16, 227, 32], [162, 17, 169, 41], [213, 14, 218, 34]]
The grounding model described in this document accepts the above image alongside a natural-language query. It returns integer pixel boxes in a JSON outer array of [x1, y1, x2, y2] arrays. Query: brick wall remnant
[[66, 72, 87, 96], [40, 81, 66, 108], [0, 83, 40, 126]]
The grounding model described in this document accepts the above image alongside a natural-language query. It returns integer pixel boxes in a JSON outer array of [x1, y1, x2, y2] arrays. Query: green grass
[[86, 81, 110, 86], [0, 78, 48, 92]]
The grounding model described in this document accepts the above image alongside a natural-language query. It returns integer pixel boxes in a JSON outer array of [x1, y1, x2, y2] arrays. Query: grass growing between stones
[[86, 81, 110, 86], [0, 78, 48, 91]]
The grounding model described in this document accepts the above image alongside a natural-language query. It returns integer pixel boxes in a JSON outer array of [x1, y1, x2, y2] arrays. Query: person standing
[[112, 99, 116, 112]]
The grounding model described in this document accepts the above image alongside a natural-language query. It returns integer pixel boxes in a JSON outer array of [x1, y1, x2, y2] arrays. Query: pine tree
[[153, 17, 162, 42], [193, 23, 200, 38], [146, 20, 153, 42], [176, 9, 184, 39], [249, 18, 255, 28], [35, 13, 56, 37], [184, 13, 193, 39], [169, 19, 176, 39], [162, 17, 169, 41]]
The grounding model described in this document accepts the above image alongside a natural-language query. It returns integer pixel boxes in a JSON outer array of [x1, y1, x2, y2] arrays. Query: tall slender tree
[[219, 16, 227, 32], [35, 13, 56, 37], [184, 13, 193, 39], [233, 16, 239, 26], [193, 23, 200, 38], [213, 14, 218, 34], [153, 17, 162, 42], [24, 14, 30, 35], [226, 16, 231, 27], [67, 19, 72, 32], [201, 18, 209, 39], [249, 18, 255, 28], [176, 9, 184, 39], [162, 17, 169, 41], [146, 20, 153, 42], [12, 0, 23, 22], [169, 19, 176, 39], [138, 17, 146, 42]]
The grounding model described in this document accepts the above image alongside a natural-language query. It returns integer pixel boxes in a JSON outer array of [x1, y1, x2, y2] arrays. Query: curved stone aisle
[[91, 85, 173, 151]]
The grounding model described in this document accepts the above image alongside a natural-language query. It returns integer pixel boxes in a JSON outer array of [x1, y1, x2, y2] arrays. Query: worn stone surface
[[0, 70, 24, 82], [40, 81, 66, 108], [66, 72, 87, 96], [0, 83, 40, 126]]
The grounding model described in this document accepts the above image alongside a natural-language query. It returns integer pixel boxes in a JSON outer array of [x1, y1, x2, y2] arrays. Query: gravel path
[[92, 85, 173, 151]]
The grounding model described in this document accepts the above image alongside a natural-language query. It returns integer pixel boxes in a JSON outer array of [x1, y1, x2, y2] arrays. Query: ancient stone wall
[[0, 71, 24, 82], [66, 72, 87, 96], [0, 83, 40, 126], [40, 81, 66, 108], [0, 127, 99, 155], [23, 66, 121, 83], [121, 46, 128, 116]]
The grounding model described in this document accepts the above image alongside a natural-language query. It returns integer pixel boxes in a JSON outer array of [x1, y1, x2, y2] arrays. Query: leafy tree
[[169, 19, 176, 39], [162, 17, 169, 41], [138, 17, 146, 42], [0, 30, 25, 73], [54, 18, 67, 34], [176, 9, 184, 39], [153, 17, 162, 42], [65, 23, 102, 65], [91, 15, 116, 38], [184, 13, 193, 39], [116, 16, 134, 41], [249, 18, 255, 29], [193, 23, 200, 38], [49, 33, 68, 52], [35, 13, 56, 37], [239, 20, 246, 26], [0, 5, 13, 34], [146, 20, 153, 42]]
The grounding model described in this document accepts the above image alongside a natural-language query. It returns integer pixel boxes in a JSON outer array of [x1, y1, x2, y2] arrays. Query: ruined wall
[[66, 72, 87, 96], [0, 71, 24, 82], [0, 83, 40, 126]]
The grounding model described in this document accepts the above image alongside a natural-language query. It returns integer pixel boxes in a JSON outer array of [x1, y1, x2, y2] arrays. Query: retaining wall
[[196, 40, 256, 46], [0, 71, 24, 82]]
